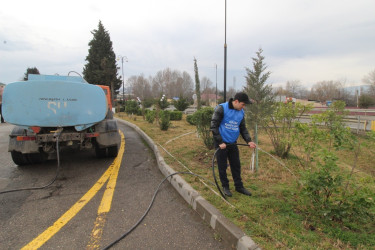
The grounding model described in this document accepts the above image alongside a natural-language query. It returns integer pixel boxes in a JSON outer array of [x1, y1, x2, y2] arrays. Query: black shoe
[[222, 187, 232, 197], [235, 187, 252, 196]]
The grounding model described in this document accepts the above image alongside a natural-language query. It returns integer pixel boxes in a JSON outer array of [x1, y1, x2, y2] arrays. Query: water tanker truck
[[2, 74, 121, 165]]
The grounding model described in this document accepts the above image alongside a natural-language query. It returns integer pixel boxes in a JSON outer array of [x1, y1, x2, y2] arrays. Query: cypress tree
[[83, 21, 121, 95], [194, 57, 201, 110]]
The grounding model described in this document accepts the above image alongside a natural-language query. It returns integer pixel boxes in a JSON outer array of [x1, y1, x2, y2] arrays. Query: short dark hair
[[234, 92, 251, 104]]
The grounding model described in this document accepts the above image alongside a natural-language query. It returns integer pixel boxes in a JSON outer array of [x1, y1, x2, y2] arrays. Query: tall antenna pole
[[223, 0, 227, 102]]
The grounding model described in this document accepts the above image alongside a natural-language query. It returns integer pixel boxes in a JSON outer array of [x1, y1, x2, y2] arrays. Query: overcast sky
[[1, 0, 374, 91]]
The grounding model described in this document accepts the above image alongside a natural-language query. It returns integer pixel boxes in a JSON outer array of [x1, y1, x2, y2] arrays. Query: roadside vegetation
[[113, 48, 374, 249], [115, 107, 375, 249]]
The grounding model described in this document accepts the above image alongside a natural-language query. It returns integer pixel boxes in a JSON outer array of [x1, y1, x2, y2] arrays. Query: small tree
[[158, 95, 169, 110], [142, 98, 154, 109], [243, 48, 273, 170], [125, 100, 140, 115], [23, 67, 40, 81], [244, 48, 274, 133], [173, 95, 189, 111], [159, 110, 171, 131], [313, 101, 349, 151], [145, 110, 155, 124], [263, 102, 312, 158], [194, 107, 214, 149]]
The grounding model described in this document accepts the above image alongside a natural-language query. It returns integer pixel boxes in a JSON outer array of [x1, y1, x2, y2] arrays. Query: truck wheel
[[11, 151, 30, 166], [27, 152, 47, 164], [107, 146, 118, 157], [95, 145, 107, 158]]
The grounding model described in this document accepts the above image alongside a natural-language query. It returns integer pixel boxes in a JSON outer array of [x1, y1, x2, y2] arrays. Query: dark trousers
[[216, 144, 243, 189], [0, 104, 3, 123]]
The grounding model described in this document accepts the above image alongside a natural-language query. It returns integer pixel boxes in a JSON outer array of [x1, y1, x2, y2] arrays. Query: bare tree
[[128, 74, 152, 101], [150, 68, 194, 100], [285, 80, 301, 97], [362, 69, 375, 97], [165, 70, 182, 98], [226, 87, 237, 99], [201, 77, 213, 94], [181, 71, 194, 100], [362, 69, 375, 85], [151, 71, 165, 98], [298, 87, 310, 99], [309, 81, 343, 103]]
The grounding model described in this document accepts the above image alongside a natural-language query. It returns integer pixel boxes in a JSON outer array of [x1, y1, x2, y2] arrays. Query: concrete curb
[[117, 118, 260, 250]]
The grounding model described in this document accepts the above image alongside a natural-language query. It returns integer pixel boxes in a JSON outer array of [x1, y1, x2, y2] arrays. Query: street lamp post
[[117, 55, 128, 104], [214, 63, 218, 105]]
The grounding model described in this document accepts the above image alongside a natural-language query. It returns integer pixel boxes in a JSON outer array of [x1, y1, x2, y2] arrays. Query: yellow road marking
[[86, 133, 125, 249], [22, 131, 125, 250]]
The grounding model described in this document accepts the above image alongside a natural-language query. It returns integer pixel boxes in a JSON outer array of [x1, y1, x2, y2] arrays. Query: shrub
[[143, 98, 155, 108], [262, 102, 312, 158], [186, 114, 197, 125], [159, 110, 171, 131], [158, 96, 169, 110], [294, 102, 375, 225], [170, 111, 183, 121], [300, 149, 374, 224], [194, 107, 214, 149], [173, 96, 190, 111], [145, 110, 155, 124], [125, 100, 140, 115], [359, 94, 375, 108]]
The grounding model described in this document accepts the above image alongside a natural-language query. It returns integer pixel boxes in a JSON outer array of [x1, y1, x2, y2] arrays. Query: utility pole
[[117, 55, 128, 104]]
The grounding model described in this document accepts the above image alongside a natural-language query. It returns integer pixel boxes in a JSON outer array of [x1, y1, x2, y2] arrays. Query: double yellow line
[[22, 131, 125, 250]]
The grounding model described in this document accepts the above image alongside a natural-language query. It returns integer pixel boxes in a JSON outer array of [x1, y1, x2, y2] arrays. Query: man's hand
[[248, 142, 256, 148], [219, 143, 226, 149]]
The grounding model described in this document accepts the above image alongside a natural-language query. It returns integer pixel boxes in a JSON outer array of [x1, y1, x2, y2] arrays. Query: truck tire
[[11, 151, 48, 166], [11, 151, 30, 166], [107, 145, 118, 157], [106, 110, 114, 119], [95, 145, 107, 158], [27, 152, 48, 164]]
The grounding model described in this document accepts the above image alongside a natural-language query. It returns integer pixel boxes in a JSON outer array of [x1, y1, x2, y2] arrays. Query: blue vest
[[219, 102, 245, 143]]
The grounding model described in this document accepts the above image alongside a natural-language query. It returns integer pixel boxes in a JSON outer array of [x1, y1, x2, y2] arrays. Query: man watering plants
[[211, 92, 256, 197]]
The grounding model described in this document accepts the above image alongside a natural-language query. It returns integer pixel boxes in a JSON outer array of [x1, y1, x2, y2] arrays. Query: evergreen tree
[[173, 95, 189, 111], [23, 67, 40, 81], [83, 21, 121, 96], [194, 57, 201, 110], [244, 48, 274, 132]]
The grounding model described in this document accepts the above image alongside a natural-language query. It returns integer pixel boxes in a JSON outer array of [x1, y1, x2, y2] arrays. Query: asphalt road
[[0, 122, 227, 249]]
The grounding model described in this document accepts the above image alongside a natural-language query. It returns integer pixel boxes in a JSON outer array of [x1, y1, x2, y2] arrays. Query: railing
[[297, 114, 375, 132]]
